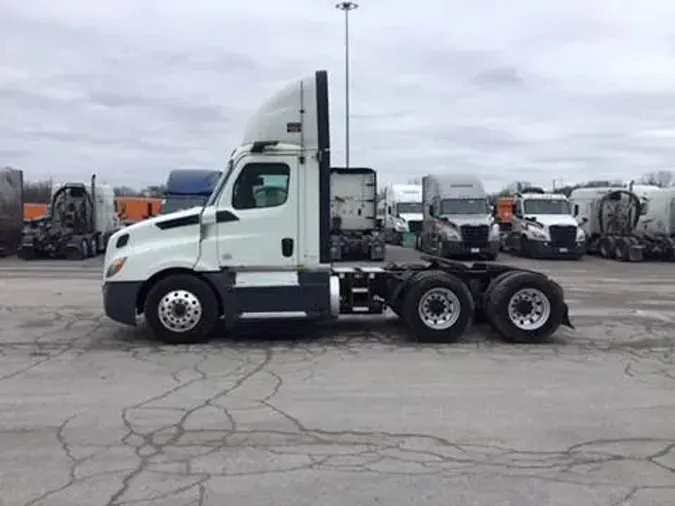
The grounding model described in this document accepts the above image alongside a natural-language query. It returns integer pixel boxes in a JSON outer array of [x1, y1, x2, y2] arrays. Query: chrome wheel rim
[[507, 288, 551, 331], [417, 287, 461, 330], [157, 289, 202, 333]]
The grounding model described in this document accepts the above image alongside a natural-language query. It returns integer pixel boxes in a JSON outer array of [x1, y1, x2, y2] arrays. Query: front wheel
[[144, 274, 219, 344], [401, 270, 474, 342], [486, 271, 565, 344]]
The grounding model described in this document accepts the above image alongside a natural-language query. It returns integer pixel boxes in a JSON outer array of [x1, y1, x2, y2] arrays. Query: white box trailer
[[330, 167, 385, 261], [101, 69, 573, 346]]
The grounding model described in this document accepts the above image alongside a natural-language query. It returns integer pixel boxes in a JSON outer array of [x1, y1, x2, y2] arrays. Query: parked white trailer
[[380, 184, 423, 245], [101, 69, 573, 345], [330, 167, 385, 261], [419, 174, 500, 260], [19, 175, 118, 260]]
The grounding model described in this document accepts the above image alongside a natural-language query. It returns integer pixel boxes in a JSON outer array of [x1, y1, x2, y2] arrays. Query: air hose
[[597, 190, 641, 236]]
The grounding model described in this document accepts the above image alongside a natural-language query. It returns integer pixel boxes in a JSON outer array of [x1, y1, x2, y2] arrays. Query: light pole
[[335, 1, 358, 169]]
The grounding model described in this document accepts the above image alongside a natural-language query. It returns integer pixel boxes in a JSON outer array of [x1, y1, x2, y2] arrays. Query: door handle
[[281, 238, 294, 257]]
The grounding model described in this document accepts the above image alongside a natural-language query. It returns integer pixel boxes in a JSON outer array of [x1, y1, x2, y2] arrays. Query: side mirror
[[511, 203, 518, 215], [200, 206, 217, 226], [439, 216, 449, 222], [428, 204, 434, 217], [491, 206, 498, 217], [581, 217, 588, 224], [387, 206, 392, 215]]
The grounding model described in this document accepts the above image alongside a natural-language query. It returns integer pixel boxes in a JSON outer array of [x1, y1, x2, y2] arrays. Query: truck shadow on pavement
[[113, 316, 571, 351]]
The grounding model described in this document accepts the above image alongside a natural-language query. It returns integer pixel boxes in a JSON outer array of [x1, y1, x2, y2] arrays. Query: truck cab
[[102, 70, 573, 345], [506, 188, 585, 259], [382, 184, 423, 245], [419, 175, 500, 260]]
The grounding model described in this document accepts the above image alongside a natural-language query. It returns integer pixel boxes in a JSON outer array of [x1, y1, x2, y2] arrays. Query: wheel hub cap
[[417, 287, 461, 330], [158, 290, 202, 333], [507, 288, 551, 331]]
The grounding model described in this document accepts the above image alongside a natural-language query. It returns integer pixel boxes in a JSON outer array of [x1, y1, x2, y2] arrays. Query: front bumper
[[527, 241, 586, 259], [102, 281, 142, 326], [442, 240, 500, 257]]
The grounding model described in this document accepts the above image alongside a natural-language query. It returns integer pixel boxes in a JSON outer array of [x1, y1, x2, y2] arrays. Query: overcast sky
[[3, 0, 675, 191]]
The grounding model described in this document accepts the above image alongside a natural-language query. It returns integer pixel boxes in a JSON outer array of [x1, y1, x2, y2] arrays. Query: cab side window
[[232, 163, 290, 210]]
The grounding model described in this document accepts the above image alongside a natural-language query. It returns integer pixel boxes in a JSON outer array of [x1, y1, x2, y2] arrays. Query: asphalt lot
[[0, 248, 674, 506]]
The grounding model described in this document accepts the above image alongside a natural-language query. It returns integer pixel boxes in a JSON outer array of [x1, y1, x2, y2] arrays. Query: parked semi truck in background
[[504, 187, 585, 259], [160, 169, 222, 215], [380, 184, 423, 245], [419, 175, 500, 260], [330, 167, 385, 261], [0, 167, 24, 257], [569, 184, 673, 262], [19, 175, 118, 260], [101, 69, 572, 346]]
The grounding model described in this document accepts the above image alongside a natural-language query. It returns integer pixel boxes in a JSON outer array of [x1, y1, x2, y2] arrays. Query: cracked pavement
[[0, 249, 674, 506]]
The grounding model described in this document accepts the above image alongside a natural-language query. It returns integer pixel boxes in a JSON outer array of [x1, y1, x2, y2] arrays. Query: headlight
[[105, 257, 127, 278], [489, 224, 500, 239], [527, 225, 547, 239], [576, 228, 585, 241], [394, 222, 408, 232], [445, 229, 461, 240]]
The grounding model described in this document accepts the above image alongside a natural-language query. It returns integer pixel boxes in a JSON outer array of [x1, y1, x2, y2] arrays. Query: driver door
[[215, 156, 298, 270]]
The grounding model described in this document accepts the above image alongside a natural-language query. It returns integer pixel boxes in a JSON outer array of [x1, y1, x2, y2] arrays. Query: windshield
[[396, 202, 423, 214], [441, 198, 488, 215], [523, 199, 571, 215], [160, 196, 209, 214]]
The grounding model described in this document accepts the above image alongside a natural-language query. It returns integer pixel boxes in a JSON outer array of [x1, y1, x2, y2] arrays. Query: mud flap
[[562, 304, 574, 329]]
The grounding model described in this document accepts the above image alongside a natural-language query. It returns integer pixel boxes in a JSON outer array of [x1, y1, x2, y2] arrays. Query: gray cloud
[[2, 0, 675, 191]]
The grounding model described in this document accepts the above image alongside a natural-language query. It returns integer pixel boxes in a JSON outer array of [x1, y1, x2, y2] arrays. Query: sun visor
[[242, 70, 330, 158]]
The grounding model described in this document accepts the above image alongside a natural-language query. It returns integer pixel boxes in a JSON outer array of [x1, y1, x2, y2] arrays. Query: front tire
[[401, 270, 474, 342], [144, 274, 219, 345], [486, 271, 565, 344]]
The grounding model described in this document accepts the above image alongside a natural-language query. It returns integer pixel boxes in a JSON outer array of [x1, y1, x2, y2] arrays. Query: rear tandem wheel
[[484, 271, 565, 343], [400, 270, 474, 343]]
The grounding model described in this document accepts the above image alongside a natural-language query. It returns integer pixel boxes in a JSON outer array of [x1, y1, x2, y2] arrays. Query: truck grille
[[549, 225, 577, 246], [460, 225, 489, 247], [408, 220, 423, 234]]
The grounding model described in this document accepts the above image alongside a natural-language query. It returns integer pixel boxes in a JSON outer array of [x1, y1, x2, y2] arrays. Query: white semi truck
[[380, 184, 424, 245], [330, 167, 385, 261], [503, 187, 586, 260], [419, 175, 500, 260], [101, 70, 572, 345]]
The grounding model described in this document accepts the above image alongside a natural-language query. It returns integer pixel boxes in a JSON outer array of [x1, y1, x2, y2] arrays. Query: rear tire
[[401, 270, 474, 342], [599, 236, 614, 259], [486, 271, 565, 344], [614, 237, 630, 262], [144, 274, 219, 345], [519, 236, 531, 258], [18, 247, 36, 260]]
